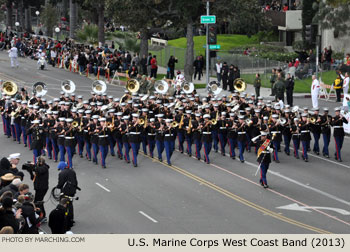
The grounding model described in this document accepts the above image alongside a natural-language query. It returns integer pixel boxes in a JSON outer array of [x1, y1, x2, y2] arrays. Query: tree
[[302, 0, 317, 47], [6, 0, 13, 29], [313, 0, 350, 38], [213, 0, 270, 37], [41, 3, 58, 37], [82, 0, 105, 45], [69, 0, 78, 38]]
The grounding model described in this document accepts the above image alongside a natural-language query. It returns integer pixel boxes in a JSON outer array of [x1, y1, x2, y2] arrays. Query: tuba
[[61, 80, 76, 94], [92, 80, 107, 95], [182, 82, 194, 94], [126, 79, 140, 93], [233, 78, 246, 92], [155, 80, 169, 95], [208, 81, 222, 96], [3, 81, 18, 96], [278, 117, 287, 126], [33, 82, 47, 97]]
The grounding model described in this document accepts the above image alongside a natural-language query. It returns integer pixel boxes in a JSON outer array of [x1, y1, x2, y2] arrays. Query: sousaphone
[[3, 81, 18, 96], [155, 80, 169, 95], [182, 82, 194, 94], [126, 79, 140, 93], [208, 81, 222, 96], [233, 78, 246, 92], [92, 80, 107, 95], [33, 82, 47, 96], [61, 80, 76, 94]]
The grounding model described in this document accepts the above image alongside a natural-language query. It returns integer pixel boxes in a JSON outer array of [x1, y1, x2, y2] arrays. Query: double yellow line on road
[[142, 153, 331, 234]]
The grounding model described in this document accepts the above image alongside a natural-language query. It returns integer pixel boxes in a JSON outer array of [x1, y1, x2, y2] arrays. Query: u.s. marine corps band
[[0, 77, 348, 188]]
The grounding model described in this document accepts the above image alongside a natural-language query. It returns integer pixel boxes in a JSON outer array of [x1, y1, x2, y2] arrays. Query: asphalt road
[[0, 52, 349, 234]]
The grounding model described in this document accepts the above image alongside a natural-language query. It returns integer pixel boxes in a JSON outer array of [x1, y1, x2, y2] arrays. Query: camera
[[22, 162, 35, 180]]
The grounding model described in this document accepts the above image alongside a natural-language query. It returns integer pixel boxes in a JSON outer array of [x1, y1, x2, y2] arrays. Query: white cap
[[8, 153, 21, 160]]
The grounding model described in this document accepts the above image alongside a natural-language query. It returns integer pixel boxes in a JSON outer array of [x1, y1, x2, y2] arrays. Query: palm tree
[[69, 0, 77, 38]]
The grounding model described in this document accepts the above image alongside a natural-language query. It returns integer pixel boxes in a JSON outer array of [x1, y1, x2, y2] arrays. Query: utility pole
[[206, 0, 210, 90]]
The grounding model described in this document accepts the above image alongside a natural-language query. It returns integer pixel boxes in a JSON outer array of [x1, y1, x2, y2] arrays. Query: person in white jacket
[[340, 72, 349, 95], [8, 46, 19, 68], [311, 75, 320, 109]]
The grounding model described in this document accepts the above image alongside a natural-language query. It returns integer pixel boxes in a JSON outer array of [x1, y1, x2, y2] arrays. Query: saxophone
[[187, 118, 192, 134], [179, 114, 184, 129]]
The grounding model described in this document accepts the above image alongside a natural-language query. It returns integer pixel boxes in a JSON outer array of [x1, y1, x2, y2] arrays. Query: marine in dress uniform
[[201, 114, 213, 164], [320, 108, 331, 158], [331, 107, 348, 162]]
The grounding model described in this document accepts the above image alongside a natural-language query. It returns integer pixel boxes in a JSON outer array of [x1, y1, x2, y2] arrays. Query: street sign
[[209, 45, 220, 50], [201, 15, 216, 24]]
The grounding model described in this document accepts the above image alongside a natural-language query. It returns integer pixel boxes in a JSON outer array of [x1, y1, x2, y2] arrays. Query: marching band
[[0, 77, 348, 187]]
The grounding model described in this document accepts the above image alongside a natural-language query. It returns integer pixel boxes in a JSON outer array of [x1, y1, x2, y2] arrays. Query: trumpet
[[245, 119, 253, 126], [138, 118, 145, 126], [72, 121, 79, 128], [211, 119, 217, 125]]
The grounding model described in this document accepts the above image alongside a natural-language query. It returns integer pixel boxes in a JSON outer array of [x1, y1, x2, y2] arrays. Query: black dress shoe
[[127, 160, 130, 163], [49, 157, 52, 160], [339, 159, 342, 162], [215, 149, 218, 153], [111, 153, 115, 156], [325, 154, 329, 158], [285, 151, 290, 156], [263, 184, 269, 188], [80, 155, 83, 158], [259, 180, 264, 186], [102, 165, 106, 169], [158, 158, 162, 162], [240, 160, 245, 163], [275, 160, 280, 163], [188, 154, 192, 157], [133, 163, 138, 167], [295, 156, 299, 159], [167, 163, 172, 166], [231, 156, 235, 159], [197, 157, 200, 160], [24, 144, 27, 147], [206, 161, 210, 164], [305, 159, 309, 162]]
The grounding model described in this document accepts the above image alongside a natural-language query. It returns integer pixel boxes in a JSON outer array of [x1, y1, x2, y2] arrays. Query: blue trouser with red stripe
[[212, 130, 219, 151], [237, 140, 246, 161], [185, 134, 192, 155], [301, 140, 308, 160], [283, 134, 291, 154], [10, 124, 16, 140], [148, 139, 155, 158], [292, 138, 300, 158], [218, 132, 227, 154], [21, 126, 27, 145], [334, 136, 344, 160], [65, 146, 74, 168], [27, 134, 32, 148], [202, 141, 212, 163], [177, 132, 185, 152], [164, 140, 174, 165], [156, 140, 164, 161], [272, 140, 280, 161], [58, 144, 65, 162], [99, 145, 108, 167], [259, 162, 269, 185], [141, 135, 147, 155], [115, 138, 123, 158], [92, 143, 99, 163], [76, 135, 85, 156], [5, 118, 11, 136], [85, 140, 91, 160], [322, 133, 330, 156], [123, 141, 130, 162], [228, 138, 237, 158], [107, 135, 115, 156], [1, 114, 6, 134], [14, 123, 21, 143], [51, 138, 59, 161], [33, 148, 42, 164], [312, 132, 320, 153], [194, 138, 202, 159], [130, 142, 140, 165], [46, 137, 53, 159]]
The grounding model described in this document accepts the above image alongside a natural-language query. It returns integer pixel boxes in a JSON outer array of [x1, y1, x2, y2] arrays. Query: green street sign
[[209, 45, 221, 50], [201, 15, 216, 24]]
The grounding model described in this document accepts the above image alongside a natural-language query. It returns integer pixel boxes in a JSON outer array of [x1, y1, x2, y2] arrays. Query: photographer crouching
[[55, 161, 79, 230]]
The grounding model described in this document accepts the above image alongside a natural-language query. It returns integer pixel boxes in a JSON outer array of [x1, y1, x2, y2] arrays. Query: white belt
[[65, 137, 75, 139], [238, 132, 246, 135], [84, 130, 88, 132], [292, 134, 300, 136], [164, 134, 174, 137], [271, 131, 281, 134], [21, 117, 25, 119], [301, 130, 310, 133], [99, 135, 108, 138], [220, 127, 227, 129], [261, 151, 269, 154], [334, 126, 343, 128], [148, 133, 156, 136], [129, 132, 141, 135], [58, 135, 64, 137], [202, 132, 211, 134]]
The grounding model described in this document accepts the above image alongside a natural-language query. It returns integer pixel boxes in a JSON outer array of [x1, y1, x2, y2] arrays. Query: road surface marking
[[243, 159, 350, 207], [277, 203, 350, 215], [139, 211, 158, 223], [178, 150, 350, 226], [141, 153, 330, 234], [95, 182, 111, 192], [281, 144, 350, 169]]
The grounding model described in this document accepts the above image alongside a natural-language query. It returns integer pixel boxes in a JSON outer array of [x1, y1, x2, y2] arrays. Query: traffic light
[[208, 24, 217, 45], [305, 25, 314, 44]]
